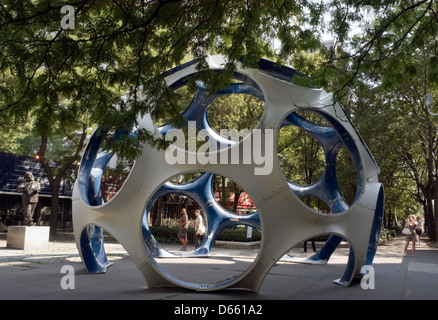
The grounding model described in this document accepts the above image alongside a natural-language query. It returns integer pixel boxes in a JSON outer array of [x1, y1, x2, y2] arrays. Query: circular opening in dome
[[147, 192, 207, 245], [207, 93, 264, 140], [277, 110, 359, 214], [142, 172, 261, 289], [277, 111, 326, 185], [100, 155, 134, 203], [155, 86, 193, 128], [335, 146, 359, 206], [212, 174, 257, 215], [156, 74, 265, 149], [78, 128, 135, 207], [279, 233, 349, 263], [168, 172, 203, 185]]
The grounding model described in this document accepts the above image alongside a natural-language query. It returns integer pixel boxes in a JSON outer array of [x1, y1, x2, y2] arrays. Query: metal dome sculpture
[[72, 55, 384, 292]]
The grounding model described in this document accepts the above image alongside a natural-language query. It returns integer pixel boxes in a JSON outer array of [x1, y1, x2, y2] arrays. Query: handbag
[[402, 227, 411, 235]]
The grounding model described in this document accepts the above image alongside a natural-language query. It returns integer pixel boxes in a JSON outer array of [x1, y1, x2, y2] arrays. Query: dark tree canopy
[[1, 1, 437, 152], [0, 0, 325, 157], [2, 1, 438, 238]]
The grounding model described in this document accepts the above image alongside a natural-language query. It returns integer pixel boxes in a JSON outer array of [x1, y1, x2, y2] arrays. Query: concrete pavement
[[1, 231, 437, 301]]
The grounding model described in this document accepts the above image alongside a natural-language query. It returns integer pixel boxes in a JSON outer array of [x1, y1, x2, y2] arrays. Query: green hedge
[[215, 227, 261, 242], [150, 226, 402, 245], [149, 226, 261, 244]]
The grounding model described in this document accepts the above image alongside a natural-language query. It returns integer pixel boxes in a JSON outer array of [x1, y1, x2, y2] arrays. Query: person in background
[[194, 209, 206, 248], [177, 208, 189, 251], [416, 214, 425, 246], [403, 214, 417, 257], [303, 238, 316, 253]]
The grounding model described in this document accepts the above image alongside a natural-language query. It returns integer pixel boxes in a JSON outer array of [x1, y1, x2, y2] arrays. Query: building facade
[[0, 152, 73, 231]]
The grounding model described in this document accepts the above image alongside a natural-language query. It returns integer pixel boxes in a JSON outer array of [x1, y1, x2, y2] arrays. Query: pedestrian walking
[[403, 214, 417, 257], [194, 209, 205, 248], [177, 208, 189, 251], [416, 214, 425, 245]]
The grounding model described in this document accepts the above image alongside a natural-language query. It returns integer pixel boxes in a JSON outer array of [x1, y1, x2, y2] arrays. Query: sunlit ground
[[1, 232, 438, 299]]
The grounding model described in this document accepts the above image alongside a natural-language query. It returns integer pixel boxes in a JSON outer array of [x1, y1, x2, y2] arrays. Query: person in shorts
[[178, 208, 189, 251], [403, 214, 417, 257]]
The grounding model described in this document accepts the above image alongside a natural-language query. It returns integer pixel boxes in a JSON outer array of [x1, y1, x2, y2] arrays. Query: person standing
[[177, 208, 189, 251], [194, 209, 205, 248], [403, 214, 417, 257], [416, 214, 425, 245], [303, 238, 316, 253]]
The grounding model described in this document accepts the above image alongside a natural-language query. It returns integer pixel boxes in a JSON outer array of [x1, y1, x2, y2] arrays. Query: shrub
[[148, 225, 261, 244], [216, 227, 261, 242]]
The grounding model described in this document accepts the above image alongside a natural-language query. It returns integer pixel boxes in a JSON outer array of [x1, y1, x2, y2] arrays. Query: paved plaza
[[1, 231, 437, 301]]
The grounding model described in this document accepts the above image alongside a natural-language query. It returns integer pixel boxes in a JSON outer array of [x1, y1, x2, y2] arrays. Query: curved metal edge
[[142, 172, 261, 258], [79, 225, 112, 274], [365, 185, 385, 265], [333, 184, 384, 286]]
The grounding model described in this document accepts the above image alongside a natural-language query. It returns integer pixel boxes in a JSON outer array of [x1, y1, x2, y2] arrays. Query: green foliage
[[0, 117, 38, 155], [149, 226, 183, 244], [207, 93, 264, 133], [215, 227, 262, 242], [149, 226, 261, 244], [2, 0, 438, 239], [0, 0, 324, 158]]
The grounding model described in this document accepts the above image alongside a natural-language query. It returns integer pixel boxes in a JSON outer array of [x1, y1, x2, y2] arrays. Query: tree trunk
[[425, 191, 436, 242], [49, 182, 60, 237], [432, 184, 438, 243], [221, 176, 226, 208], [232, 190, 242, 214], [37, 124, 88, 239]]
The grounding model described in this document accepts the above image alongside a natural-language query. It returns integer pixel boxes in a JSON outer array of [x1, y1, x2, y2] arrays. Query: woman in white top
[[194, 209, 205, 248]]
